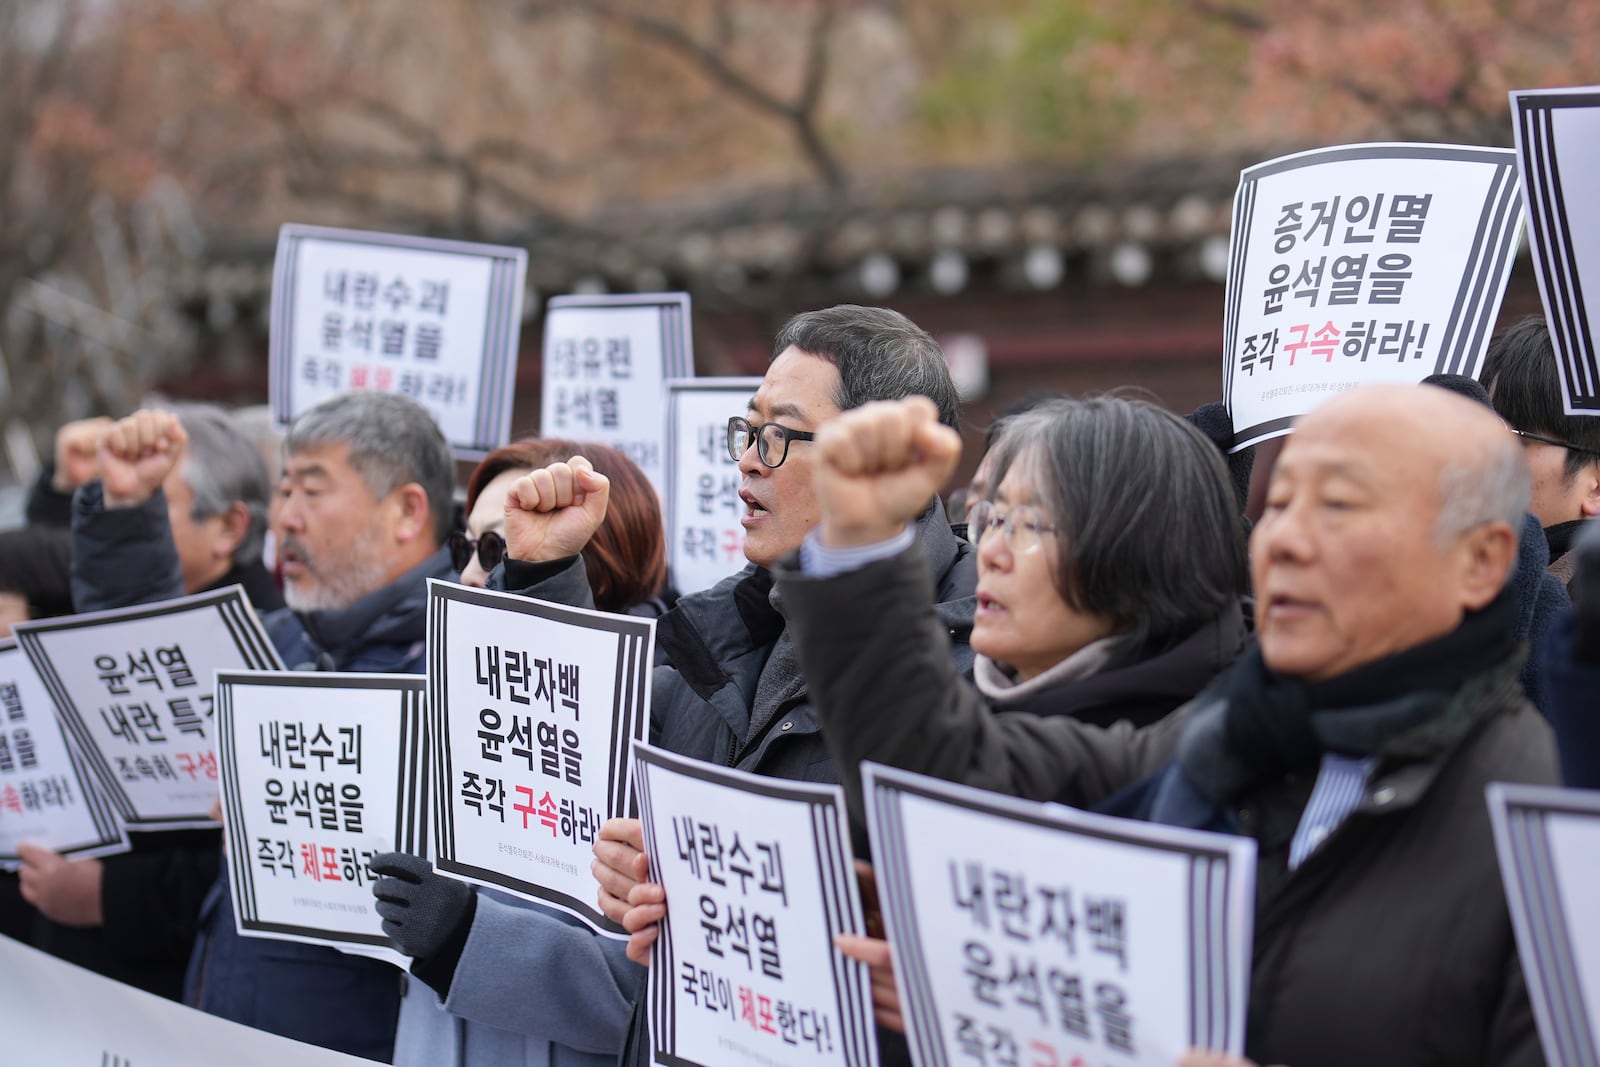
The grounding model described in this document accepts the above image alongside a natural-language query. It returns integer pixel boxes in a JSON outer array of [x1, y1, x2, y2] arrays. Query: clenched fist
[[814, 397, 962, 548], [98, 410, 186, 509], [503, 456, 611, 563], [50, 417, 113, 494]]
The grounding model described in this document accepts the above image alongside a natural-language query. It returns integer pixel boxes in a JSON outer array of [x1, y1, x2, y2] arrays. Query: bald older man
[[774, 386, 1557, 1067]]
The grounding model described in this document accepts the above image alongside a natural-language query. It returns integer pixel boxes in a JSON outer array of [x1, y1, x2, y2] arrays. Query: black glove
[[1184, 401, 1254, 518], [371, 851, 476, 993], [1574, 521, 1600, 664]]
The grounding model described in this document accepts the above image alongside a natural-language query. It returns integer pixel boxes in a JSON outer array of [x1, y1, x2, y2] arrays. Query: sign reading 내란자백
[[1223, 143, 1524, 450], [216, 670, 428, 966], [269, 223, 528, 458], [665, 377, 763, 596], [634, 742, 878, 1067], [0, 640, 127, 867], [539, 292, 695, 500], [1511, 87, 1600, 417], [427, 579, 654, 934], [13, 586, 282, 831], [864, 763, 1257, 1067]]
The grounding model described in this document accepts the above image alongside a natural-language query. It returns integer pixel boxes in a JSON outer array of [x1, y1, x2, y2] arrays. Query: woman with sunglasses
[[451, 437, 671, 614]]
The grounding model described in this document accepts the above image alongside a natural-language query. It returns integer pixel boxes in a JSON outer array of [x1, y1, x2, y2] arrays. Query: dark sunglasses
[[449, 530, 506, 573]]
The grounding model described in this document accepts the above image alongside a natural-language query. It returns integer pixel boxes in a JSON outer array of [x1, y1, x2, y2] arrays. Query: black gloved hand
[[1573, 521, 1600, 664], [1184, 401, 1255, 518], [371, 851, 474, 965]]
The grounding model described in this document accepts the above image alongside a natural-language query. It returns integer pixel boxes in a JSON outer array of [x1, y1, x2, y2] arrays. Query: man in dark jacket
[[17, 404, 282, 1002], [60, 392, 456, 1062], [777, 385, 1558, 1067]]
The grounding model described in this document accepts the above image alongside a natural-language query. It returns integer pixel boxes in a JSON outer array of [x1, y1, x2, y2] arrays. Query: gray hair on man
[[285, 392, 456, 543], [1434, 435, 1532, 548], [172, 404, 271, 567]]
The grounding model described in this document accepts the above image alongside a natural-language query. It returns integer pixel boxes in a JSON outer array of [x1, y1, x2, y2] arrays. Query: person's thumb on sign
[[503, 455, 611, 564], [815, 397, 961, 549]]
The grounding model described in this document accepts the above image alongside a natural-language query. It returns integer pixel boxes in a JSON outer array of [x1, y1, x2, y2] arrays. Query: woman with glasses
[[452, 437, 670, 614]]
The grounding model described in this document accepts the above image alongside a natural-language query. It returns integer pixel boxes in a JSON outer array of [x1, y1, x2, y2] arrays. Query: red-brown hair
[[467, 437, 666, 612]]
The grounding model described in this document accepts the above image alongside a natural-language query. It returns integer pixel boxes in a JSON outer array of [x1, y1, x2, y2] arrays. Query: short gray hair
[[1433, 437, 1531, 547], [285, 392, 455, 544], [172, 404, 272, 568]]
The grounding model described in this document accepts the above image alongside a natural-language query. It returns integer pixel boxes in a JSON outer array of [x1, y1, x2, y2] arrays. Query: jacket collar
[[295, 545, 455, 667]]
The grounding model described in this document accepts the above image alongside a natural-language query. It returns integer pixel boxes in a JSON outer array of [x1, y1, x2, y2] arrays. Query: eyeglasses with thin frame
[[967, 499, 1058, 554], [726, 416, 816, 469], [449, 530, 506, 573], [1510, 427, 1600, 458]]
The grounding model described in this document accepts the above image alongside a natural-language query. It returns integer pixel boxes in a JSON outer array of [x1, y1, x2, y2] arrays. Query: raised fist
[[503, 456, 611, 564], [814, 397, 962, 548], [50, 416, 113, 493], [98, 410, 187, 509]]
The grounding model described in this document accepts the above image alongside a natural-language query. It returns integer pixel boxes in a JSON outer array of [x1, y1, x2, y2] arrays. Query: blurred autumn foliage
[[1, 0, 1596, 471]]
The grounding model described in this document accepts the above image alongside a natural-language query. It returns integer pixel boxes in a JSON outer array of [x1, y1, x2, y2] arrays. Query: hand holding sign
[[98, 409, 187, 509], [17, 842, 103, 927], [503, 456, 611, 563], [815, 397, 961, 549]]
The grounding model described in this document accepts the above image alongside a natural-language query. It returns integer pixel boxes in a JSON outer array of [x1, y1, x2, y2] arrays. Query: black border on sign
[[1515, 92, 1600, 414], [0, 641, 126, 862], [634, 744, 877, 1067], [15, 586, 281, 829], [662, 378, 765, 597], [538, 292, 695, 440], [426, 579, 655, 934], [216, 670, 426, 950], [268, 224, 528, 458], [866, 766, 1244, 1064], [1225, 144, 1523, 448]]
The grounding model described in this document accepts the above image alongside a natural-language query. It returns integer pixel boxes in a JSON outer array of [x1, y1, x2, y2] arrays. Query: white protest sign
[[864, 764, 1257, 1067], [0, 641, 127, 867], [270, 223, 528, 458], [635, 743, 878, 1067], [1488, 783, 1600, 1065], [540, 292, 694, 497], [666, 377, 762, 595], [427, 579, 654, 933], [1223, 143, 1523, 449], [216, 671, 427, 967], [1512, 87, 1600, 416], [13, 586, 283, 830], [0, 933, 381, 1066]]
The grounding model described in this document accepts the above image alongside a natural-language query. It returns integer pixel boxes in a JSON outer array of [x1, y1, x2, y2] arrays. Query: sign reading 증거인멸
[[0, 640, 128, 867], [426, 579, 654, 935], [1488, 782, 1600, 1066], [269, 223, 529, 459], [216, 670, 429, 967], [665, 377, 763, 596], [863, 763, 1257, 1067], [634, 742, 879, 1067], [1222, 143, 1525, 451], [1511, 87, 1600, 417], [12, 586, 283, 831], [539, 292, 695, 500]]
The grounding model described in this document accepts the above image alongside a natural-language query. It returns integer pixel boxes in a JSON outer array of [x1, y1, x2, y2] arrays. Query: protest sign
[[269, 223, 528, 458], [427, 579, 654, 933], [540, 292, 694, 497], [863, 763, 1256, 1067], [0, 640, 126, 866], [1222, 143, 1523, 450], [14, 586, 282, 830], [665, 377, 762, 595], [634, 743, 878, 1067], [0, 933, 380, 1066], [215, 670, 428, 966], [1489, 783, 1600, 1066], [1512, 87, 1600, 415]]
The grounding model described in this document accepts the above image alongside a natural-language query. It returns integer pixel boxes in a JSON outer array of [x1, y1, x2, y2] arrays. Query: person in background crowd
[[1538, 520, 1600, 788], [452, 436, 670, 613], [369, 434, 669, 1067], [774, 385, 1554, 1067], [24, 416, 113, 528], [1480, 317, 1600, 587], [229, 404, 288, 576], [64, 392, 456, 1061], [19, 404, 280, 1001]]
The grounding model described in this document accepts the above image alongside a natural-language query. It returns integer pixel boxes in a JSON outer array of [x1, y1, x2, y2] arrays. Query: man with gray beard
[[67, 391, 456, 1061]]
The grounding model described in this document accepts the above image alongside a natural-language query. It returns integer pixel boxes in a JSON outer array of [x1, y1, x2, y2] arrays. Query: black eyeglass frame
[[449, 529, 507, 573], [1510, 427, 1600, 458], [726, 416, 817, 469]]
